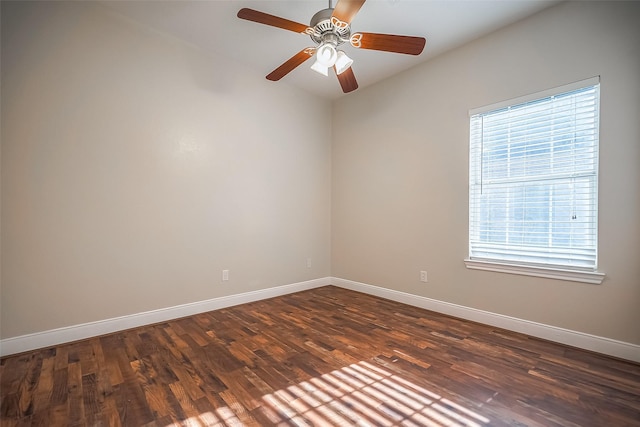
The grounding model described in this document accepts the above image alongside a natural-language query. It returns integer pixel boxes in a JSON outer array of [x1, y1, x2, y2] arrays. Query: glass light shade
[[310, 59, 329, 76], [315, 43, 338, 67], [334, 51, 353, 75]]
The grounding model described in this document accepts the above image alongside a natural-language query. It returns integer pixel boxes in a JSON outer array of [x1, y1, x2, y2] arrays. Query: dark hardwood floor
[[1, 286, 639, 426]]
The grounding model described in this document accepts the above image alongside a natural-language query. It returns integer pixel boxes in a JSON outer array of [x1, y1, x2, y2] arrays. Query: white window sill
[[464, 259, 605, 285]]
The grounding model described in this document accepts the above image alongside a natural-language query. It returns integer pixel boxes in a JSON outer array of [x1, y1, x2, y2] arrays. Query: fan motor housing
[[309, 8, 351, 46]]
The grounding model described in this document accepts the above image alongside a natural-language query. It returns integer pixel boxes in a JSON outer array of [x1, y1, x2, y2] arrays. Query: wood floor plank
[[66, 362, 84, 425], [31, 355, 54, 415], [2, 286, 639, 426], [48, 368, 68, 408]]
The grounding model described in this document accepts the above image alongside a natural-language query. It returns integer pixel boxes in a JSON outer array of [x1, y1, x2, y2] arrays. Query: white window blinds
[[469, 79, 600, 270]]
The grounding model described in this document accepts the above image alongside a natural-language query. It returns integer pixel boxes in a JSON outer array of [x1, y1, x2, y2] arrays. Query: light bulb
[[310, 59, 329, 76], [334, 51, 353, 75], [315, 43, 338, 67]]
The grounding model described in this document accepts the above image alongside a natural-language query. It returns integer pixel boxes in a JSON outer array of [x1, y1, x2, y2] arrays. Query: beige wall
[[1, 2, 332, 338], [332, 1, 640, 345]]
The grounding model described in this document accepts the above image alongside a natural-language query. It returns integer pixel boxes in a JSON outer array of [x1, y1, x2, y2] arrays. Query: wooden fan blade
[[351, 32, 426, 55], [266, 48, 315, 81], [335, 66, 358, 93], [331, 0, 366, 25], [237, 8, 310, 34]]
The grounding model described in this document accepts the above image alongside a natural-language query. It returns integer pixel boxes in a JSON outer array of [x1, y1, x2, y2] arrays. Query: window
[[466, 77, 604, 284]]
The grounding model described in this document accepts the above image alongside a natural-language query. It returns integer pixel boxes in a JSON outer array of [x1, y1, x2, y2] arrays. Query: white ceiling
[[100, 0, 560, 100]]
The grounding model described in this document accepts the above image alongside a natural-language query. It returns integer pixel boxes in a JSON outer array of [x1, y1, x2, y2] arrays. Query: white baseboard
[[331, 277, 640, 363], [3, 276, 638, 363], [0, 277, 330, 357]]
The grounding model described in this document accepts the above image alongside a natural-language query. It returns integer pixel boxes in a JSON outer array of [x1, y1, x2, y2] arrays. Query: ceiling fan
[[237, 0, 426, 93]]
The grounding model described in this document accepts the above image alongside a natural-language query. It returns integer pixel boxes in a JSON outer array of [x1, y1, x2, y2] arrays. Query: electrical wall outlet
[[222, 270, 229, 281], [420, 270, 428, 282], [307, 257, 312, 268]]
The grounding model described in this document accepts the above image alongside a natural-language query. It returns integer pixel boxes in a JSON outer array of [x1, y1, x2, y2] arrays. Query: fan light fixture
[[311, 43, 353, 76]]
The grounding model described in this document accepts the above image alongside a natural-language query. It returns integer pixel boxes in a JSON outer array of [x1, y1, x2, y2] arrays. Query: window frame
[[464, 77, 605, 284]]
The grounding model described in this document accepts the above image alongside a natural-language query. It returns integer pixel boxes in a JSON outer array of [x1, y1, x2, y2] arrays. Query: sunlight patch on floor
[[261, 360, 490, 426], [164, 407, 243, 427]]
